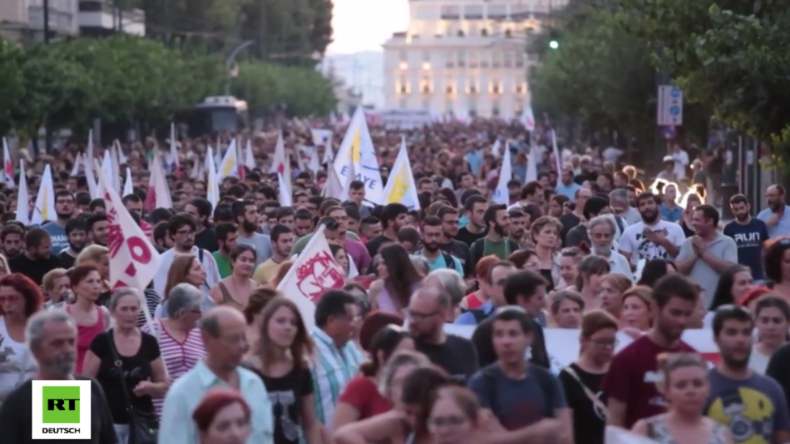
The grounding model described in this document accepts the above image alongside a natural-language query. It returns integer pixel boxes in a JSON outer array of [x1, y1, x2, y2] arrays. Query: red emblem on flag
[[296, 251, 344, 302]]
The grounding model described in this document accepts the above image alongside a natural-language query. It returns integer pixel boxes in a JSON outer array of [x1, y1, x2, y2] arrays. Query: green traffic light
[[549, 40, 559, 49]]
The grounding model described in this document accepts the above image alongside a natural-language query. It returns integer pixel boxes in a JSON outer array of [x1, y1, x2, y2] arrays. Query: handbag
[[107, 329, 159, 444]]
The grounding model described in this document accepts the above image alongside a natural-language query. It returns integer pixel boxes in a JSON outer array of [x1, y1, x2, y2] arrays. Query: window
[[422, 51, 431, 62], [503, 51, 514, 67], [487, 4, 507, 20], [468, 51, 478, 68], [515, 51, 526, 67], [413, 5, 437, 20], [464, 5, 483, 20], [490, 81, 502, 94], [440, 5, 461, 20], [468, 79, 479, 94], [457, 51, 466, 67], [510, 3, 531, 21], [491, 51, 501, 67], [421, 76, 432, 94]]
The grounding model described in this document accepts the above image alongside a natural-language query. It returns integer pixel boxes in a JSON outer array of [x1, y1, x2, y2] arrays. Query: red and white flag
[[277, 225, 345, 330], [99, 173, 161, 289], [270, 131, 286, 175], [2, 138, 14, 188], [522, 105, 536, 132]]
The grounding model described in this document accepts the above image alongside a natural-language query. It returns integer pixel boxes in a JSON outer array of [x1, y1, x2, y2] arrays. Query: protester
[[192, 388, 252, 444], [0, 274, 42, 401]]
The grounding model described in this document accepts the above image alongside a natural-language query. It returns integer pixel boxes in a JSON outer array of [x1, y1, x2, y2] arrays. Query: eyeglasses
[[176, 229, 196, 237], [406, 309, 440, 321], [589, 337, 618, 348]]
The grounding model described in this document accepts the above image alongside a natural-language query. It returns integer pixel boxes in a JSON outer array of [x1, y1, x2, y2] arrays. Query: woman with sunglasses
[[142, 283, 206, 417], [559, 310, 618, 444]]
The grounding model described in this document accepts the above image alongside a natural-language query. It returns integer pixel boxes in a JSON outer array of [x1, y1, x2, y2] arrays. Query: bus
[[183, 96, 250, 137]]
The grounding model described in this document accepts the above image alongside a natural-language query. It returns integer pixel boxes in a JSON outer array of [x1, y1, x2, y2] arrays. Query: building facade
[[382, 0, 566, 118], [0, 0, 143, 43]]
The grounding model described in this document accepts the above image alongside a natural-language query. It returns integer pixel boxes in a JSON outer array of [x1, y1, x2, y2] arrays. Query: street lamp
[[224, 40, 255, 95], [549, 40, 559, 49]]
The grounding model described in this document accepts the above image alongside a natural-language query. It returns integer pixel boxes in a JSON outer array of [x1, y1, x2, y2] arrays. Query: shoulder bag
[[108, 330, 159, 444]]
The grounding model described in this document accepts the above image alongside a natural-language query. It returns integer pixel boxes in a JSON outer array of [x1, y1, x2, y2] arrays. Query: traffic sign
[[657, 85, 683, 126], [662, 126, 676, 140]]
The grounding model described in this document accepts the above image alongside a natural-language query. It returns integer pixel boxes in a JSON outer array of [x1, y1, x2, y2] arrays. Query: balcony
[[78, 0, 145, 36]]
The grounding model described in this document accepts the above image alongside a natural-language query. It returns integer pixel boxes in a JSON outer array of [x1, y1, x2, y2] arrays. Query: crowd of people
[[0, 120, 788, 444]]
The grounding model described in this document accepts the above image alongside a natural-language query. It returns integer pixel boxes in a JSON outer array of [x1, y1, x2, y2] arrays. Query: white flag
[[551, 129, 563, 173], [333, 107, 384, 205], [271, 132, 287, 175], [278, 173, 293, 207], [15, 160, 29, 225], [111, 141, 122, 191], [492, 144, 512, 205], [84, 152, 99, 199], [522, 105, 536, 132], [322, 162, 344, 200], [70, 152, 83, 177], [122, 167, 134, 197], [383, 137, 420, 210], [276, 225, 345, 331], [146, 154, 173, 211], [99, 172, 161, 290], [307, 147, 321, 175], [244, 139, 256, 170], [31, 164, 56, 225], [206, 146, 220, 210], [526, 144, 538, 184], [491, 139, 502, 159]]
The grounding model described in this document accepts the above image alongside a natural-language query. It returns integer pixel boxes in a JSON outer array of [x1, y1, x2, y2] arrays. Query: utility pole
[[43, 0, 50, 43]]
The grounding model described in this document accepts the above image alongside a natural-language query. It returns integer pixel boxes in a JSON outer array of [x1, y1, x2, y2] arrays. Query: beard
[[593, 243, 613, 256], [57, 212, 73, 220], [641, 210, 659, 224], [43, 352, 77, 378], [735, 213, 749, 222], [493, 224, 508, 237], [242, 221, 258, 233], [721, 350, 750, 370], [68, 242, 85, 254], [424, 242, 440, 252]]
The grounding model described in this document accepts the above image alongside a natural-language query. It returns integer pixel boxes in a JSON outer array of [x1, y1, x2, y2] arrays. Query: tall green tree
[[612, 0, 790, 163], [0, 40, 25, 137]]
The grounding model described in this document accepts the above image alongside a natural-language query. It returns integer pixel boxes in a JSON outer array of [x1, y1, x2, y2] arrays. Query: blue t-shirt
[[705, 369, 790, 444], [659, 203, 683, 223], [41, 221, 68, 255], [723, 218, 769, 280]]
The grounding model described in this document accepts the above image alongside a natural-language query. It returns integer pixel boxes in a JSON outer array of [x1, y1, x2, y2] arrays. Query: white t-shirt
[[619, 220, 687, 264], [672, 149, 689, 180], [0, 317, 37, 401]]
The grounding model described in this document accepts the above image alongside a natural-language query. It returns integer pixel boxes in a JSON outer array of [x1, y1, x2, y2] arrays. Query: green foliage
[[529, 7, 659, 146], [0, 34, 336, 135], [131, 0, 333, 62], [612, 0, 790, 164]]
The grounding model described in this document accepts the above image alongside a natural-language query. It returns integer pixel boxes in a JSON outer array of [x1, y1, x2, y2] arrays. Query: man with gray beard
[[588, 215, 632, 277], [0, 310, 117, 443]]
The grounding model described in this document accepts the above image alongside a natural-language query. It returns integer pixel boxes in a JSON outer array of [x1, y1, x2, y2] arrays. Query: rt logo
[[42, 386, 81, 424]]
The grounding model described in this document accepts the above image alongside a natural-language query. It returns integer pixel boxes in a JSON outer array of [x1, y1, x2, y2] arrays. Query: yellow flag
[[41, 190, 48, 220], [387, 164, 409, 203], [351, 132, 361, 163]]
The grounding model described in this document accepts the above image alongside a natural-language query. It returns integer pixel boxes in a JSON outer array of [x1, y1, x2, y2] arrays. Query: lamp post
[[224, 40, 255, 95]]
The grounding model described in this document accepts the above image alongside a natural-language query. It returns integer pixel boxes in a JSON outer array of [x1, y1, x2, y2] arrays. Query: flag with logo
[[218, 139, 240, 180], [31, 164, 56, 225], [333, 106, 383, 205], [522, 104, 536, 132], [270, 132, 287, 175], [15, 160, 29, 225], [2, 138, 14, 188], [99, 172, 161, 289], [277, 225, 345, 330], [383, 137, 420, 210]]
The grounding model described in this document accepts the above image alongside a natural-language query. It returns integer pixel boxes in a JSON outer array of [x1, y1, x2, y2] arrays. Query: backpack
[[480, 364, 559, 420]]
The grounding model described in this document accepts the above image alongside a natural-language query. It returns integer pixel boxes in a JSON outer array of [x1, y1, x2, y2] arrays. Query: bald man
[[408, 285, 479, 385], [757, 185, 790, 238], [159, 306, 276, 444]]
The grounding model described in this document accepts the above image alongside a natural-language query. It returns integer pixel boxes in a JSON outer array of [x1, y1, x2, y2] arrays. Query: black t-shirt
[[89, 330, 160, 424], [365, 234, 396, 258], [440, 240, 472, 277], [0, 376, 117, 444], [558, 363, 607, 444], [767, 343, 790, 406], [247, 365, 314, 444], [455, 226, 488, 248], [9, 254, 61, 285], [195, 227, 219, 253], [559, 213, 581, 246], [416, 335, 479, 385], [58, 250, 77, 269]]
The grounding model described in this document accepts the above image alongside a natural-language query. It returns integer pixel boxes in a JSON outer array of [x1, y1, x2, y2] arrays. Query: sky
[[328, 0, 409, 54]]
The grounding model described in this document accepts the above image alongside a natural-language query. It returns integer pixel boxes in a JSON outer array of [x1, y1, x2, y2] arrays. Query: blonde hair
[[600, 273, 632, 295], [42, 268, 69, 293], [75, 245, 109, 265]]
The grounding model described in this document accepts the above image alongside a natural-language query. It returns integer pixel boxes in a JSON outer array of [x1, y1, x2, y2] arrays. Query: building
[[382, 0, 567, 118], [0, 0, 143, 43]]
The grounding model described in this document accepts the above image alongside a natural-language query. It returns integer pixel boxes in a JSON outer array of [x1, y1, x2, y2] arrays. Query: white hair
[[425, 268, 467, 306], [167, 283, 204, 318], [26, 309, 75, 351]]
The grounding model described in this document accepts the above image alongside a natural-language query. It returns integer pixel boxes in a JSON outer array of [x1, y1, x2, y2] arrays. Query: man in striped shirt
[[310, 289, 365, 426]]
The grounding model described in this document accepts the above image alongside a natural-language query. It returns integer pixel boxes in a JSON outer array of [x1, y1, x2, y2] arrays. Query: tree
[[0, 40, 25, 137], [612, 0, 790, 163], [529, 8, 659, 153]]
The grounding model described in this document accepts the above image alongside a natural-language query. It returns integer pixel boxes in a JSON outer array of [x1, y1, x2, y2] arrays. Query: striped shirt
[[142, 318, 206, 416], [309, 327, 364, 425]]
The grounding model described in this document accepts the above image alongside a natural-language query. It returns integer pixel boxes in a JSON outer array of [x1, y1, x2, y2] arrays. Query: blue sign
[[662, 126, 676, 140], [670, 87, 681, 98]]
